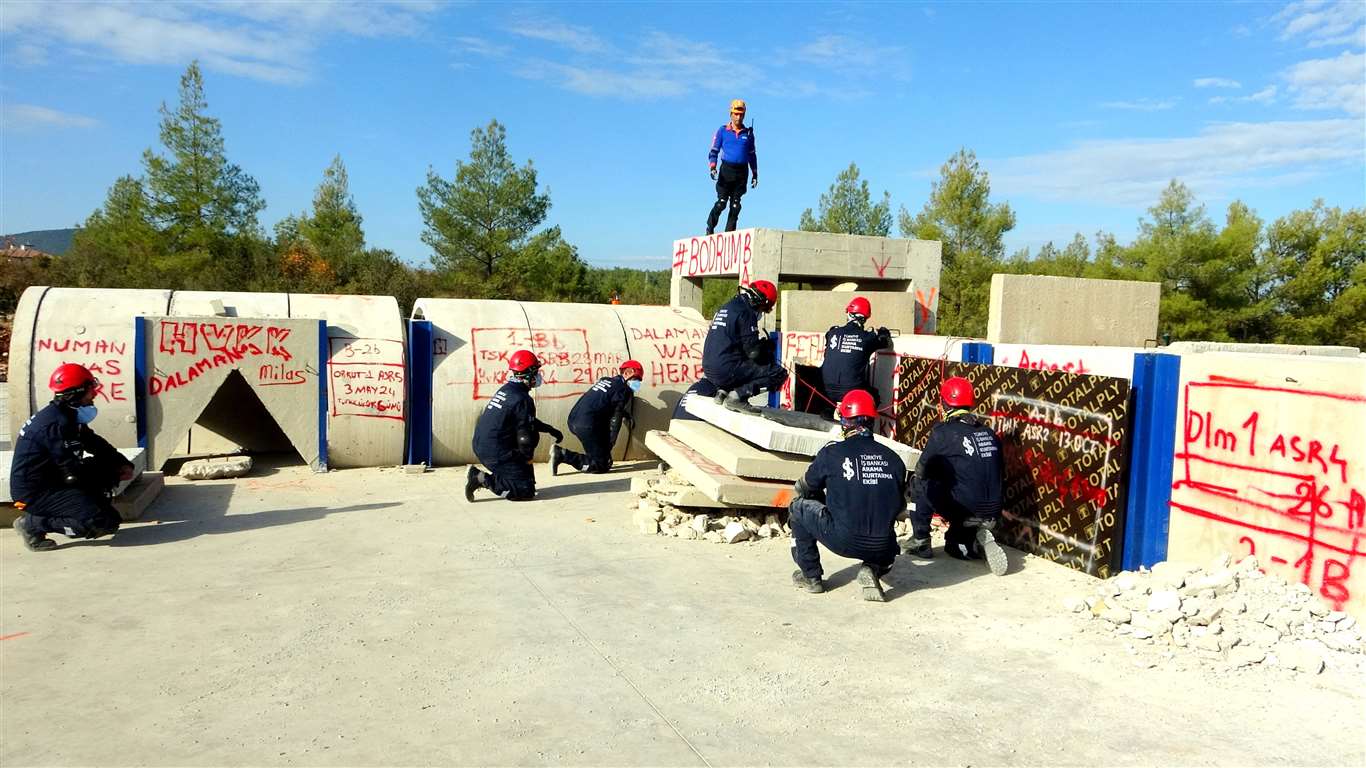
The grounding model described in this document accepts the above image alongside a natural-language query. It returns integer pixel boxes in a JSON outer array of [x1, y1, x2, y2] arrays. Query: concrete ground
[[2, 461, 1362, 767]]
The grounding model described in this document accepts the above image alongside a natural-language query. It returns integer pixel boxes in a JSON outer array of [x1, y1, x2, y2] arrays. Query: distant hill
[[3, 228, 76, 255]]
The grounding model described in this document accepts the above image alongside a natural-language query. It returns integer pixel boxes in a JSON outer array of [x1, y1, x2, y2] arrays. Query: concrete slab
[[683, 395, 919, 466], [644, 430, 794, 508], [666, 418, 811, 481], [2, 464, 1360, 766], [987, 274, 1160, 346], [112, 472, 164, 521]]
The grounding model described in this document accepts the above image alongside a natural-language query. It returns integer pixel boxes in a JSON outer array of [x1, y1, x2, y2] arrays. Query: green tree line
[[14, 63, 1363, 349]]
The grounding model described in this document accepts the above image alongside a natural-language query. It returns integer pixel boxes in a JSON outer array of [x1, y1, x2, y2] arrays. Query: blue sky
[[2, 1, 1363, 269]]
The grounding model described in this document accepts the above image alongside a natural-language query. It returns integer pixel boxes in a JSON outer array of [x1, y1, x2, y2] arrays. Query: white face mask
[[76, 405, 98, 424], [628, 379, 642, 393]]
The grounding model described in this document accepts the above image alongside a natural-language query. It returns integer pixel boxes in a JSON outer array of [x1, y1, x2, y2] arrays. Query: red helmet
[[508, 349, 541, 373], [940, 376, 975, 408], [49, 363, 96, 394], [741, 279, 778, 311], [837, 389, 878, 419], [845, 296, 871, 319], [620, 359, 644, 379]]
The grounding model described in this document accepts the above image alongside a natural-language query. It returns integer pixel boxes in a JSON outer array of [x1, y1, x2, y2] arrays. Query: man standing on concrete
[[466, 350, 564, 502], [904, 376, 1008, 576], [789, 390, 905, 601], [819, 296, 893, 415], [10, 364, 134, 552], [702, 280, 787, 411], [551, 360, 643, 476], [705, 99, 758, 235]]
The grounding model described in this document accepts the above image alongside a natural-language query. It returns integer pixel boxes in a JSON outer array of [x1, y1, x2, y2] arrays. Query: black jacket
[[800, 432, 907, 549], [9, 401, 129, 503], [914, 412, 1004, 515], [569, 375, 634, 442], [820, 320, 892, 399], [702, 295, 770, 378], [472, 382, 555, 465]]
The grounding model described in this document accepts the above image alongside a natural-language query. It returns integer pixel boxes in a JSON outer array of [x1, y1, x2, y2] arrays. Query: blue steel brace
[[768, 330, 782, 409], [134, 317, 147, 449], [961, 342, 995, 364], [405, 320, 435, 465], [1121, 352, 1181, 569], [316, 319, 329, 472]]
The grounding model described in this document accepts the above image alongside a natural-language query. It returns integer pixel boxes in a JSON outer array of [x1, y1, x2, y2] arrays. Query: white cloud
[[1099, 98, 1177, 111], [456, 36, 511, 58], [1, 103, 99, 130], [1282, 50, 1366, 114], [505, 18, 605, 53], [1194, 77, 1242, 88], [0, 1, 441, 84], [518, 60, 689, 99], [991, 119, 1364, 206], [1209, 85, 1279, 105], [1272, 0, 1366, 48]]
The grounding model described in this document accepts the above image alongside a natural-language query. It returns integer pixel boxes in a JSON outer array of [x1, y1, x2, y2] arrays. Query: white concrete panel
[[168, 291, 289, 318]]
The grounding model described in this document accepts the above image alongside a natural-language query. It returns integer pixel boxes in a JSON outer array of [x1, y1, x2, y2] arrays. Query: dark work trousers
[[912, 487, 997, 551], [481, 458, 537, 501], [563, 421, 614, 474], [705, 360, 788, 400], [787, 498, 898, 579], [706, 161, 749, 234], [25, 487, 122, 539]]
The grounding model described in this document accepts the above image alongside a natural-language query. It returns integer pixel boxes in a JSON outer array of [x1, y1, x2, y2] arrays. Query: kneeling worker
[[904, 376, 1008, 576], [820, 296, 892, 414], [788, 390, 905, 601], [466, 350, 563, 502], [702, 280, 787, 410], [10, 364, 134, 552], [552, 360, 643, 475]]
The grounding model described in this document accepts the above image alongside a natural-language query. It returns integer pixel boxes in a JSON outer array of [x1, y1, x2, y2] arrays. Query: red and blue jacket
[[708, 123, 758, 175]]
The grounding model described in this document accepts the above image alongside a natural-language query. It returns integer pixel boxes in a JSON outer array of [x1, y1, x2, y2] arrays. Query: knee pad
[[729, 200, 742, 212]]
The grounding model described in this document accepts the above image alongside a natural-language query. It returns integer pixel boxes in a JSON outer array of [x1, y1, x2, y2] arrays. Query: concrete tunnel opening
[[179, 369, 306, 469]]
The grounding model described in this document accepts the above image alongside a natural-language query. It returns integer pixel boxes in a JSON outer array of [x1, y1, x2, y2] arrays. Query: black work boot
[[12, 514, 56, 552], [902, 537, 933, 559], [791, 570, 825, 594], [550, 445, 564, 477], [464, 466, 483, 503], [721, 389, 758, 414], [857, 564, 887, 602]]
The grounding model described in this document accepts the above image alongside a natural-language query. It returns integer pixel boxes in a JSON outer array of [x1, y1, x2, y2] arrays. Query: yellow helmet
[[730, 99, 747, 113]]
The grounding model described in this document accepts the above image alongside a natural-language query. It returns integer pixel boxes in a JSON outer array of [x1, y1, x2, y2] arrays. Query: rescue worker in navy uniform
[[904, 376, 1008, 576], [551, 360, 644, 475], [10, 363, 134, 552], [702, 280, 787, 410], [788, 390, 905, 601], [819, 296, 893, 415], [670, 379, 718, 422], [465, 350, 564, 502], [705, 98, 758, 234]]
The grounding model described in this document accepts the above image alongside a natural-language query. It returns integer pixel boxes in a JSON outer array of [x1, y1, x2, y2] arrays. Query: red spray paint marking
[[870, 254, 890, 278], [0, 632, 31, 641], [914, 288, 937, 332]]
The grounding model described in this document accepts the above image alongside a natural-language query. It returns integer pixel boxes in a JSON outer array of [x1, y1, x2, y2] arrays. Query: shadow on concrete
[[533, 477, 633, 501], [158, 451, 301, 480], [104, 501, 397, 547]]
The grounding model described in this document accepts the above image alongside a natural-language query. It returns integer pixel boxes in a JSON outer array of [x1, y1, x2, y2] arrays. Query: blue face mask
[[76, 405, 98, 424], [533, 372, 544, 388], [628, 379, 642, 393]]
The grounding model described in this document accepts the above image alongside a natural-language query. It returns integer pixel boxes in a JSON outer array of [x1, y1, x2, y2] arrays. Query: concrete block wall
[[987, 274, 1161, 347], [779, 289, 919, 335]]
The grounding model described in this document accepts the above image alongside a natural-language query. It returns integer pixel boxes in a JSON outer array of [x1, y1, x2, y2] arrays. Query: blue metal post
[[768, 330, 782, 409], [961, 342, 994, 364], [406, 320, 435, 465], [133, 317, 147, 449], [316, 320, 329, 472], [1121, 352, 1181, 570]]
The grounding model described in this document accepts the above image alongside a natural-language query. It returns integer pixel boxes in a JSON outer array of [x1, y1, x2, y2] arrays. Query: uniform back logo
[[963, 436, 975, 456], [842, 457, 855, 481]]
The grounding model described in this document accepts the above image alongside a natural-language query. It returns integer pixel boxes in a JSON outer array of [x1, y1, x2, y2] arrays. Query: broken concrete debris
[[1066, 555, 1363, 676], [179, 455, 253, 480]]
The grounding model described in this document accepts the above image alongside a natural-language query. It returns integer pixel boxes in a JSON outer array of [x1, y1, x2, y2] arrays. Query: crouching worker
[[10, 364, 134, 552], [702, 279, 786, 411], [904, 376, 1008, 576], [466, 350, 564, 502], [552, 360, 643, 475], [788, 390, 905, 602]]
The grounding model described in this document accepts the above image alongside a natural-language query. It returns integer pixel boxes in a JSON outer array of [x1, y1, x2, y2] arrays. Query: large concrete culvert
[[8, 287, 406, 469], [411, 299, 709, 466]]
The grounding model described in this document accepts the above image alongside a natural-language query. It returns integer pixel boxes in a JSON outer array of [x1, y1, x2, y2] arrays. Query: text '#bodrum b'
[[894, 356, 1132, 577]]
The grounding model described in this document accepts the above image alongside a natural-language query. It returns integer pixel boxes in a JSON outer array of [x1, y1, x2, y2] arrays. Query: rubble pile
[[1065, 553, 1363, 674]]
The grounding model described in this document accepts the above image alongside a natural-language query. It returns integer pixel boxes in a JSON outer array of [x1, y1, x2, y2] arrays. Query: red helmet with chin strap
[[508, 349, 540, 373], [741, 280, 778, 312], [837, 389, 877, 420], [940, 376, 975, 408], [620, 360, 644, 379], [845, 296, 871, 320], [49, 363, 96, 394]]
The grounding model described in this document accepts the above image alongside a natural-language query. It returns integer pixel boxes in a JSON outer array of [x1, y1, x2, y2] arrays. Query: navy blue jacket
[[9, 401, 129, 503], [708, 123, 758, 174], [821, 321, 892, 399], [569, 375, 634, 436], [671, 379, 718, 422], [915, 413, 1004, 515], [702, 295, 765, 378], [472, 382, 546, 465], [802, 432, 907, 549]]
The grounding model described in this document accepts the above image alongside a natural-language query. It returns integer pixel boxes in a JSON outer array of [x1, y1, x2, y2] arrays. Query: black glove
[[545, 426, 564, 443], [709, 167, 718, 180]]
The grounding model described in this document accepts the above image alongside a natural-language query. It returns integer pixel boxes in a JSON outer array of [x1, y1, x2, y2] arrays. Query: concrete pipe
[[7, 287, 405, 468], [412, 299, 708, 466]]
